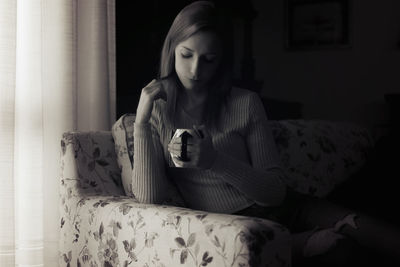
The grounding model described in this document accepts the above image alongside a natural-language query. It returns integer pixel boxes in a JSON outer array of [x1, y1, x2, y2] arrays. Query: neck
[[181, 89, 207, 107], [178, 89, 208, 124]]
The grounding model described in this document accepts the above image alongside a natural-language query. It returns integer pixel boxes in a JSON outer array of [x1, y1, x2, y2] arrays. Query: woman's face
[[174, 31, 222, 92]]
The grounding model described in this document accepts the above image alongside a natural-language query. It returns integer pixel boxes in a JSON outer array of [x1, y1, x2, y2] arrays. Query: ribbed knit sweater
[[132, 87, 287, 213]]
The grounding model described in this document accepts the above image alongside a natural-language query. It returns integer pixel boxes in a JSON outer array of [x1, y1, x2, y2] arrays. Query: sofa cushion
[[269, 120, 374, 197], [112, 114, 186, 207]]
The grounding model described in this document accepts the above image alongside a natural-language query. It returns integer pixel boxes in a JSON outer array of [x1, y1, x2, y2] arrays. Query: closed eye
[[181, 52, 192, 58]]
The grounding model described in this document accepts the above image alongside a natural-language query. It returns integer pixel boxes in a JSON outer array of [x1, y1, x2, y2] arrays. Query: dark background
[[116, 0, 400, 225], [116, 0, 400, 130]]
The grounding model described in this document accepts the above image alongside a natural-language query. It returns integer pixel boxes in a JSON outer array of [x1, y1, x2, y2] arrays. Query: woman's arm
[[132, 120, 168, 204], [210, 93, 287, 206], [132, 79, 169, 204]]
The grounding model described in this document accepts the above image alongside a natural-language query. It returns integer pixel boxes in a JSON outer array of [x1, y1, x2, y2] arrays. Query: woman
[[131, 1, 400, 265]]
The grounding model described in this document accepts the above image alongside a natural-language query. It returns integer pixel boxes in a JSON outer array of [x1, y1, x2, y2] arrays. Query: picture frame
[[285, 0, 351, 50]]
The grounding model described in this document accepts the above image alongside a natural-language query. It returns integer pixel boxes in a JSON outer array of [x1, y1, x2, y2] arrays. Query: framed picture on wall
[[285, 0, 351, 50]]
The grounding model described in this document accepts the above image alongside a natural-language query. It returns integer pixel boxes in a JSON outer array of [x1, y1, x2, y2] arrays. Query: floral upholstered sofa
[[59, 117, 373, 267]]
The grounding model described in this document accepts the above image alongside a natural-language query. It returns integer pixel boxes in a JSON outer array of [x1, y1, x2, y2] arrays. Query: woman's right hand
[[135, 79, 167, 123]]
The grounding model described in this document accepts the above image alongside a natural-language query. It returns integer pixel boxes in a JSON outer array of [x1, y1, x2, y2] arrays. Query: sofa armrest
[[60, 195, 291, 267], [61, 131, 125, 198]]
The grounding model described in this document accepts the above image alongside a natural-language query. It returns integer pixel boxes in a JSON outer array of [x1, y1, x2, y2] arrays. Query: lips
[[182, 77, 202, 89]]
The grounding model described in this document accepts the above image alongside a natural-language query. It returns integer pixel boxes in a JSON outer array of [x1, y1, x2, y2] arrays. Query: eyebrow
[[181, 46, 217, 55], [181, 46, 194, 52]]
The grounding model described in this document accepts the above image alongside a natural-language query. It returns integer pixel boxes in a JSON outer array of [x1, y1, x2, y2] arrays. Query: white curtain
[[0, 0, 116, 266]]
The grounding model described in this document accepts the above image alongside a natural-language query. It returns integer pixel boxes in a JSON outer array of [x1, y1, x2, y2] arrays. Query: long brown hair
[[159, 1, 234, 130]]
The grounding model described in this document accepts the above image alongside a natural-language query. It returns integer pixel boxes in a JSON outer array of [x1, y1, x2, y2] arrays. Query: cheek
[[174, 57, 187, 76]]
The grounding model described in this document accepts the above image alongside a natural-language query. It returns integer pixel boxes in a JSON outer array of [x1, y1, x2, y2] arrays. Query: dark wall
[[252, 0, 400, 131]]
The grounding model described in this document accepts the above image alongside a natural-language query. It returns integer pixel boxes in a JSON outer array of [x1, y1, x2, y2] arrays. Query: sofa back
[[60, 131, 125, 199], [269, 120, 374, 197]]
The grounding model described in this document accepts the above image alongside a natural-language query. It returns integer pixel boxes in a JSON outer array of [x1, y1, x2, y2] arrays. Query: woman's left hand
[[168, 125, 217, 169]]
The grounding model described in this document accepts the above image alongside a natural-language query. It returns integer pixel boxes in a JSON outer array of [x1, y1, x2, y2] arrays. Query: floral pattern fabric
[[60, 131, 291, 267], [111, 114, 135, 196], [60, 120, 374, 266], [268, 120, 374, 197]]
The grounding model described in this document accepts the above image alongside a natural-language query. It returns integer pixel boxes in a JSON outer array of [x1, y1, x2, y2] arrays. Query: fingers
[[145, 83, 162, 98], [168, 143, 181, 152], [193, 125, 203, 138], [170, 153, 199, 168], [168, 143, 199, 154], [169, 137, 199, 146], [168, 126, 212, 169], [169, 150, 180, 159], [193, 124, 210, 138], [142, 79, 167, 101], [168, 137, 200, 165], [172, 158, 194, 168], [147, 79, 157, 86], [153, 80, 167, 101]]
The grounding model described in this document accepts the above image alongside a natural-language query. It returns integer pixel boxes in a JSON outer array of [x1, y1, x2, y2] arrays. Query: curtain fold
[[0, 0, 116, 266], [77, 0, 115, 130], [0, 1, 17, 266], [14, 1, 45, 265]]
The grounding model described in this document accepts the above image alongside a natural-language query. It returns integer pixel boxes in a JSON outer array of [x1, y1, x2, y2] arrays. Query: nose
[[190, 57, 200, 80]]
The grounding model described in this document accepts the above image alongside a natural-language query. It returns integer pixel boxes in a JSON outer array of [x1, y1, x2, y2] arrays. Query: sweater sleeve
[[131, 109, 168, 204], [210, 93, 287, 207]]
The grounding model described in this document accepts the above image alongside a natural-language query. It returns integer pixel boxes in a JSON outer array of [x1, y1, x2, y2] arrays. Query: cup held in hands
[[170, 129, 201, 167]]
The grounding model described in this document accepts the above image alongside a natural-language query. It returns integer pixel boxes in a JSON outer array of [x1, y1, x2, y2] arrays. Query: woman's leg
[[292, 232, 366, 267], [234, 192, 400, 266], [291, 196, 400, 265]]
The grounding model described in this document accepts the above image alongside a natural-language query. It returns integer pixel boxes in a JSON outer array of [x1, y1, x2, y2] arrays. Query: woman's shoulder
[[228, 86, 261, 105], [219, 87, 264, 128], [226, 87, 267, 119]]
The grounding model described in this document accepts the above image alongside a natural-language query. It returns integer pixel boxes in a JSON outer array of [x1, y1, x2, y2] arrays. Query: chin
[[182, 82, 199, 91], [182, 83, 194, 90]]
